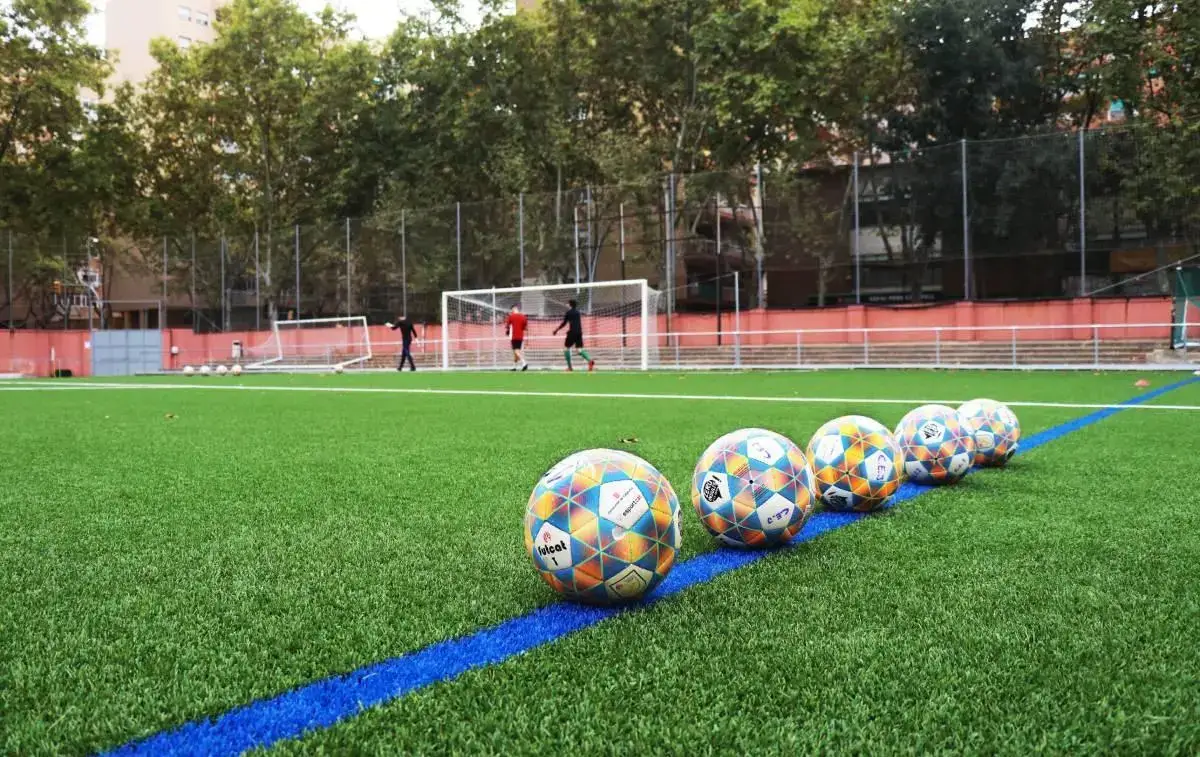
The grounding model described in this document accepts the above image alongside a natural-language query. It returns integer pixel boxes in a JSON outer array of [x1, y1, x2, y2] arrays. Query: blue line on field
[[100, 377, 1196, 757]]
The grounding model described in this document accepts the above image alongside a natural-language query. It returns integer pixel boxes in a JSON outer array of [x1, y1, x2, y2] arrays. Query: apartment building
[[106, 0, 223, 84]]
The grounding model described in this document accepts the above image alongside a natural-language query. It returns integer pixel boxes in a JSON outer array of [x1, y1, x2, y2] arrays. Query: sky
[[84, 0, 487, 47]]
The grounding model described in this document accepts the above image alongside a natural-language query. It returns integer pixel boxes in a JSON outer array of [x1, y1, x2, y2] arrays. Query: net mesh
[[1173, 268, 1200, 349], [444, 282, 661, 369], [244, 317, 372, 370]]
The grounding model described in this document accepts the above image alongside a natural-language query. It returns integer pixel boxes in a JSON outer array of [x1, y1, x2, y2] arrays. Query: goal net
[[441, 280, 662, 370], [244, 316, 373, 371], [1173, 267, 1200, 349]]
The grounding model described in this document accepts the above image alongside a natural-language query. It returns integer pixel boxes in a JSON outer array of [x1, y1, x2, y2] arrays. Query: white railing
[[160, 322, 1200, 373]]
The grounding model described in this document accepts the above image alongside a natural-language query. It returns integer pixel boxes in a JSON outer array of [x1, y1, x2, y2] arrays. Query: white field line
[[0, 380, 1197, 411]]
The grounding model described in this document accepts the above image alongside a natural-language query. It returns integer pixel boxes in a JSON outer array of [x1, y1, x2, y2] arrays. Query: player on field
[[553, 299, 594, 372], [504, 304, 529, 371], [386, 315, 419, 371]]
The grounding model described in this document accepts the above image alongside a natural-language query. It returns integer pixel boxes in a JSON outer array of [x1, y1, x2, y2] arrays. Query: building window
[[195, 10, 209, 25], [178, 5, 190, 21], [178, 35, 191, 48]]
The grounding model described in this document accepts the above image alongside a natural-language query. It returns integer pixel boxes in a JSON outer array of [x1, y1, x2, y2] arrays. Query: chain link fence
[[2, 124, 1198, 332]]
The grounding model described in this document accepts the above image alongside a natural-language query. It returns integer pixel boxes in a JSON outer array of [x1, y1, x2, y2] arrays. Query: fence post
[[1011, 327, 1017, 368], [961, 138, 970, 300], [935, 327, 942, 368], [62, 235, 68, 331], [455, 202, 462, 290], [345, 217, 352, 319], [1079, 129, 1087, 297], [220, 235, 226, 332], [853, 151, 861, 305], [400, 210, 407, 317], [294, 224, 301, 319], [573, 204, 581, 286], [795, 331, 802, 367], [863, 328, 870, 366], [1092, 325, 1100, 368], [734, 270, 741, 369], [190, 234, 196, 331], [162, 237, 168, 326], [518, 193, 524, 284], [254, 227, 261, 331], [755, 162, 765, 309], [7, 230, 12, 332]]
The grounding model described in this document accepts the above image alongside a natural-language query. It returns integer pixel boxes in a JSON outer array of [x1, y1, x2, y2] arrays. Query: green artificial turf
[[0, 370, 1195, 755]]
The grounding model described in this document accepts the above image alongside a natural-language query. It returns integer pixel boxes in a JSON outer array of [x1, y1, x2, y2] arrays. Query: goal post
[[244, 315, 372, 371], [441, 280, 661, 370]]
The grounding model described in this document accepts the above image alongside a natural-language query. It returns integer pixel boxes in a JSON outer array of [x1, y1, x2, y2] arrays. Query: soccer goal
[[244, 316, 373, 371], [441, 280, 662, 370]]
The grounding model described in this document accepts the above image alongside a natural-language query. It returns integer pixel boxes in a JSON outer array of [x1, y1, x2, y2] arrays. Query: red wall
[[0, 297, 1175, 376]]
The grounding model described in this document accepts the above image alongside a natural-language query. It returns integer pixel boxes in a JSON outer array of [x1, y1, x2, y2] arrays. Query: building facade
[[106, 0, 223, 85]]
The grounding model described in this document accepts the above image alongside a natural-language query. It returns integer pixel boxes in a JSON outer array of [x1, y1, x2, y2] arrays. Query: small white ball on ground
[[182, 365, 194, 376], [170, 345, 180, 356], [216, 365, 228, 376], [231, 365, 242, 376], [333, 364, 344, 374], [199, 365, 211, 376], [1194, 369, 1200, 377]]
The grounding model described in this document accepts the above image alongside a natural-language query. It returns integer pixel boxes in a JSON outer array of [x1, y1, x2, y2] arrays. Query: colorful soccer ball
[[806, 415, 903, 512], [691, 428, 816, 548], [182, 366, 194, 376], [894, 405, 976, 485], [958, 399, 1021, 467], [524, 449, 681, 604]]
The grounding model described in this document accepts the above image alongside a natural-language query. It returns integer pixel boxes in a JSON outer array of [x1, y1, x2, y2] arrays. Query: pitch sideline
[[2, 378, 1199, 412]]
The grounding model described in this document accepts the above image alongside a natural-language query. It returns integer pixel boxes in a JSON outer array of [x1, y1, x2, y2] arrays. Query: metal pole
[[400, 210, 407, 316], [585, 185, 594, 285], [573, 204, 581, 286], [620, 202, 628, 349], [715, 198, 722, 347], [1079, 128, 1087, 297], [62, 235, 68, 331], [853, 151, 862, 305], [220, 235, 226, 332], [86, 238, 93, 333], [755, 164, 765, 308], [518, 193, 525, 284], [6, 231, 12, 332], [162, 236, 168, 320], [254, 227, 261, 330], [345, 217, 352, 317], [190, 234, 196, 331], [734, 270, 741, 368], [455, 202, 462, 290], [961, 138, 970, 300], [294, 224, 300, 319]]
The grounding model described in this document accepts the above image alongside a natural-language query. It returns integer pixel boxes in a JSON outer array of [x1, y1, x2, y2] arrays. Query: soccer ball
[[894, 405, 976, 485], [524, 448, 681, 604], [958, 399, 1020, 467], [333, 364, 344, 374], [199, 365, 212, 376], [230, 365, 243, 377], [182, 366, 195, 376], [691, 428, 816, 548], [806, 415, 903, 512], [215, 365, 228, 376]]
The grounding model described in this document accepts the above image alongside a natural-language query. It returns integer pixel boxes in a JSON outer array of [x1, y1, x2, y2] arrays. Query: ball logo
[[599, 480, 650, 530], [868, 451, 893, 482], [702, 478, 723, 503], [533, 522, 572, 569], [825, 490, 849, 508], [815, 435, 843, 464], [764, 506, 791, 526], [920, 421, 944, 443], [947, 453, 971, 477], [746, 436, 784, 464]]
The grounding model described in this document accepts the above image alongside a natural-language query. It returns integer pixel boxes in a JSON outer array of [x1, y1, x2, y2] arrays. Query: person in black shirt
[[552, 299, 595, 372], [386, 315, 419, 371]]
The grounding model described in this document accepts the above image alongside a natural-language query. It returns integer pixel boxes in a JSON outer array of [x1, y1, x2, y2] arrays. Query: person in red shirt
[[504, 304, 529, 371]]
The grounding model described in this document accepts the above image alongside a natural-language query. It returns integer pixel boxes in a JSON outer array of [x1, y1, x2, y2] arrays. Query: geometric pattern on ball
[[806, 414, 903, 512], [691, 428, 816, 548], [957, 398, 1021, 467], [524, 448, 681, 605], [893, 404, 977, 485]]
